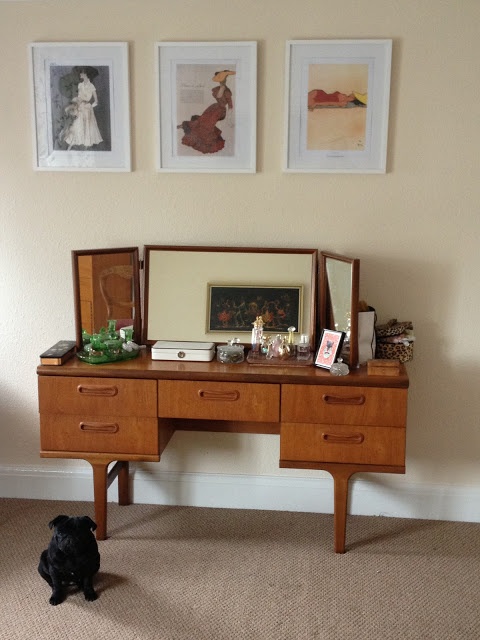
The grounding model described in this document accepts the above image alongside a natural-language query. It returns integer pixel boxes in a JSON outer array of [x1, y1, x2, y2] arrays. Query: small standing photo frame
[[315, 329, 345, 369]]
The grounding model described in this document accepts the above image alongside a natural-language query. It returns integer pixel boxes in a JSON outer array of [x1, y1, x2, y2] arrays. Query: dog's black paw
[[49, 593, 65, 606], [84, 588, 98, 602]]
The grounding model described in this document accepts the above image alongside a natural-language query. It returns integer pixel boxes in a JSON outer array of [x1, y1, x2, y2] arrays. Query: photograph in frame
[[284, 39, 392, 173], [156, 41, 257, 172], [29, 42, 130, 171], [207, 284, 303, 333], [315, 329, 345, 369]]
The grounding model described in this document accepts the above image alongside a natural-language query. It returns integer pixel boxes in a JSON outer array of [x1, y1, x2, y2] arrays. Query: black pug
[[38, 515, 100, 606]]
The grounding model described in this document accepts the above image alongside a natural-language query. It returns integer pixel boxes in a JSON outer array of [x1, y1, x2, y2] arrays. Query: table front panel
[[40, 414, 159, 455], [280, 423, 406, 466], [38, 377, 157, 417], [281, 385, 407, 427], [158, 380, 280, 422]]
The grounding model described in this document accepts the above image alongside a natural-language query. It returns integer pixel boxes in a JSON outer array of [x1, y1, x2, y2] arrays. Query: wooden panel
[[38, 377, 157, 417], [158, 380, 280, 422], [40, 414, 159, 455], [280, 423, 406, 466], [281, 385, 407, 427]]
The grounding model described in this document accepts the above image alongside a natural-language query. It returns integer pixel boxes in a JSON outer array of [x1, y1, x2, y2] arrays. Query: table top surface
[[37, 349, 409, 388]]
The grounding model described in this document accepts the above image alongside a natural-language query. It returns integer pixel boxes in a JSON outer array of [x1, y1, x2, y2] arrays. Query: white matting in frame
[[284, 39, 392, 173], [156, 41, 257, 173], [29, 42, 131, 171]]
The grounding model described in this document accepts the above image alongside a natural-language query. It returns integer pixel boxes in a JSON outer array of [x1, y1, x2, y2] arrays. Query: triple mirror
[[72, 245, 360, 366]]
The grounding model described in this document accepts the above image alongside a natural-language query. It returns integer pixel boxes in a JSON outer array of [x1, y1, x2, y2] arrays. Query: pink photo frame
[[315, 329, 345, 369]]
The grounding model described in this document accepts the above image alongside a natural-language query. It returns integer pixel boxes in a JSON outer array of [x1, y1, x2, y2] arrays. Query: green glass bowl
[[76, 348, 140, 365]]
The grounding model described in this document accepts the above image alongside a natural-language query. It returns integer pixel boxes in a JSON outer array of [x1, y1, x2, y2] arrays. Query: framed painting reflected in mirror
[[207, 284, 303, 333]]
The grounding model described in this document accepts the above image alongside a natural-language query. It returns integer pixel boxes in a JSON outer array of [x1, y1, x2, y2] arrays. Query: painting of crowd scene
[[207, 285, 303, 333]]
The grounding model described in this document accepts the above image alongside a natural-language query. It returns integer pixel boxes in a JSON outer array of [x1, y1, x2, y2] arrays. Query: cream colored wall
[[1, 1, 479, 507]]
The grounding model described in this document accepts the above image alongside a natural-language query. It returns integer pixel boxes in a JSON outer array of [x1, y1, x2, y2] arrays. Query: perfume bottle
[[330, 358, 350, 376], [251, 316, 264, 354], [296, 334, 310, 360]]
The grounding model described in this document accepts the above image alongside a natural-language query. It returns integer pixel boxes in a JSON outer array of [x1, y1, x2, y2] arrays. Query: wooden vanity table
[[37, 350, 408, 553]]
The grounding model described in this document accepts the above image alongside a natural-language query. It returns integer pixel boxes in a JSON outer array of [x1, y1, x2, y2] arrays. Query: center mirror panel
[[72, 247, 141, 348], [144, 246, 318, 346]]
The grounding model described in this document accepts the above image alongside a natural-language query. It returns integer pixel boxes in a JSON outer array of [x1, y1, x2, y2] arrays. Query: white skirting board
[[0, 463, 479, 523]]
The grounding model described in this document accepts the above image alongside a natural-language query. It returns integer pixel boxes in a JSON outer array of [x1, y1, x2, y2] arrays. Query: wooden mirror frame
[[320, 251, 360, 368], [143, 245, 318, 346], [72, 247, 142, 349]]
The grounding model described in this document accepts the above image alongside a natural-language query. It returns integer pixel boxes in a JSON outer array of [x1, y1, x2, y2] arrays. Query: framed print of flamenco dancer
[[29, 42, 131, 171], [156, 42, 257, 172]]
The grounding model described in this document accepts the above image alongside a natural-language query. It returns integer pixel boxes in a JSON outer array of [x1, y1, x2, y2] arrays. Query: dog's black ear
[[81, 516, 97, 532], [48, 515, 69, 530]]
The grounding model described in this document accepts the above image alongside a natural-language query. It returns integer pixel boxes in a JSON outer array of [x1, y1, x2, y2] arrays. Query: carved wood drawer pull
[[198, 389, 240, 402], [80, 422, 119, 434], [77, 384, 118, 397], [322, 432, 365, 445], [322, 394, 365, 406]]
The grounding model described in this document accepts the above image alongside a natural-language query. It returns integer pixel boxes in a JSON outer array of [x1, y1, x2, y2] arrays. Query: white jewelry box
[[151, 341, 215, 362]]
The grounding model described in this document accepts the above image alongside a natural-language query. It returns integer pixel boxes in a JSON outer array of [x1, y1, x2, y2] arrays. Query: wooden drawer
[[158, 380, 280, 422], [280, 423, 406, 466], [38, 377, 157, 417], [40, 414, 159, 455], [281, 385, 407, 427]]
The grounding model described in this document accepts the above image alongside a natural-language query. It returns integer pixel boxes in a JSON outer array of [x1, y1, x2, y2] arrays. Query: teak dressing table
[[37, 245, 409, 553], [37, 351, 408, 553]]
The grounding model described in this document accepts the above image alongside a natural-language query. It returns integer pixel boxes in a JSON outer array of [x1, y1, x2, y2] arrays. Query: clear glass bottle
[[296, 334, 310, 360], [330, 358, 350, 376], [251, 316, 264, 354]]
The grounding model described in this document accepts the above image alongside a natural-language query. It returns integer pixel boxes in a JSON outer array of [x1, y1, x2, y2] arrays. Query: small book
[[39, 340, 77, 365]]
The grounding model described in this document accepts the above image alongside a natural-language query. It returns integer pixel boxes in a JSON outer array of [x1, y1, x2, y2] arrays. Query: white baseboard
[[1, 463, 479, 523]]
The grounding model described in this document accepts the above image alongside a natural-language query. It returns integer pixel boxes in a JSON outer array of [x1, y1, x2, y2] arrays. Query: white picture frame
[[284, 39, 392, 173], [29, 42, 131, 172], [156, 41, 257, 173]]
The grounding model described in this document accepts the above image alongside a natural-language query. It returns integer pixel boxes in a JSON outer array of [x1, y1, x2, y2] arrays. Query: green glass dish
[[76, 348, 140, 365]]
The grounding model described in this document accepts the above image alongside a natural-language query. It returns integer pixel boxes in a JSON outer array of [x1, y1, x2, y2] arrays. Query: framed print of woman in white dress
[[53, 65, 111, 152], [62, 68, 104, 150], [30, 42, 131, 171]]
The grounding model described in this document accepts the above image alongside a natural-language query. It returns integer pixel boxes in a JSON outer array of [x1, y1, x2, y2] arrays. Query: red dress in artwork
[[178, 85, 233, 154]]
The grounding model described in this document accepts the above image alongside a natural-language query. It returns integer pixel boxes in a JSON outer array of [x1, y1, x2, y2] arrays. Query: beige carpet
[[1, 498, 479, 640]]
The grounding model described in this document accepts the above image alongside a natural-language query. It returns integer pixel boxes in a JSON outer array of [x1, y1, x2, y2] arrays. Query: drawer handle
[[198, 389, 240, 402], [80, 421, 119, 434], [322, 394, 365, 406], [77, 384, 118, 397], [322, 432, 365, 445]]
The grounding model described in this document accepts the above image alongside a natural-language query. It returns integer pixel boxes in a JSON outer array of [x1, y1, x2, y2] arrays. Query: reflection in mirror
[[144, 246, 318, 346], [320, 252, 360, 368], [72, 248, 141, 348]]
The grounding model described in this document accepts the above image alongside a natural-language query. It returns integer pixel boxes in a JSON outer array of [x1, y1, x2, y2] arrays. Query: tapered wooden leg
[[117, 461, 130, 506], [89, 461, 109, 540], [332, 468, 354, 554]]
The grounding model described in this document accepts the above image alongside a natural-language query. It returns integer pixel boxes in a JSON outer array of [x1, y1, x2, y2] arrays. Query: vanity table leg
[[117, 461, 130, 506], [89, 461, 109, 541], [332, 467, 355, 554]]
